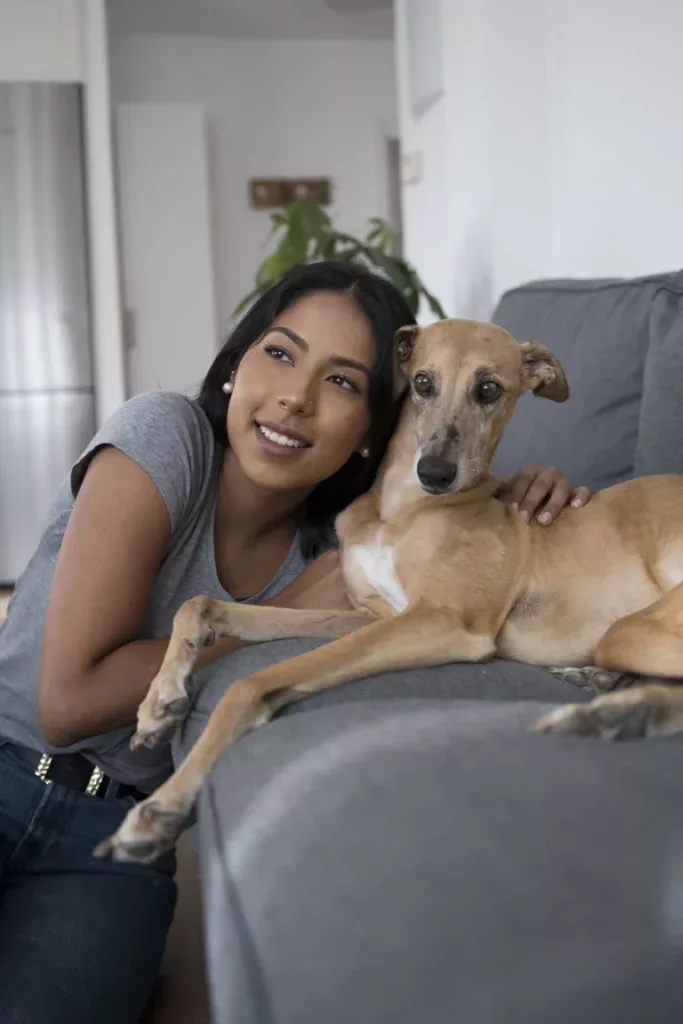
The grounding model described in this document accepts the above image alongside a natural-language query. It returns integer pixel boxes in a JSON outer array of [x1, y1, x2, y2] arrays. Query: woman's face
[[226, 291, 374, 493]]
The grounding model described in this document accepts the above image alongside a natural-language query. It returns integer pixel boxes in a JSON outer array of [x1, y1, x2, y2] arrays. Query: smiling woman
[[197, 262, 412, 560], [225, 295, 373, 495], [0, 262, 413, 1024], [0, 260, 589, 1024]]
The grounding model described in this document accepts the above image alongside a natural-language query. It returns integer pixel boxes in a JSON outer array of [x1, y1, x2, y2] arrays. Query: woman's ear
[[520, 340, 569, 402]]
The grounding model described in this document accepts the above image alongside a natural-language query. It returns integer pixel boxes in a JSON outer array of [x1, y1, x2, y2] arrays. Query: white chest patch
[[347, 537, 410, 614]]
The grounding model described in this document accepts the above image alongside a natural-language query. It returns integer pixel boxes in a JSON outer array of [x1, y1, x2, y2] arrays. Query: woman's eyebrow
[[266, 326, 308, 350], [266, 326, 371, 376], [328, 356, 371, 375]]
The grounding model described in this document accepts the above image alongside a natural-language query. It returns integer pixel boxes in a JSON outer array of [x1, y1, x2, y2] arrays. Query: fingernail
[[538, 511, 552, 525], [570, 498, 583, 508], [520, 509, 530, 522], [509, 502, 518, 511]]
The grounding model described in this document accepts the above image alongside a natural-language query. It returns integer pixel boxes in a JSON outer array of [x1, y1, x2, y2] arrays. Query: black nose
[[417, 455, 457, 492]]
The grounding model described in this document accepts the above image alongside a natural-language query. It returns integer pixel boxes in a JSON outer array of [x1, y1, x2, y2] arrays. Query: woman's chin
[[230, 444, 317, 494]]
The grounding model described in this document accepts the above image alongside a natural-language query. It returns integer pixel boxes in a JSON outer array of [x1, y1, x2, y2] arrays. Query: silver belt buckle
[[34, 752, 105, 795], [86, 764, 105, 796], [34, 753, 52, 783]]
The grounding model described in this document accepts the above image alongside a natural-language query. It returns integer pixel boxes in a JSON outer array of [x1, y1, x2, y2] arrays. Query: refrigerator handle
[[122, 307, 137, 350]]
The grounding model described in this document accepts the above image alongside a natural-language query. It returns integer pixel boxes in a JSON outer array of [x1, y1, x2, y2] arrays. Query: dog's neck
[[373, 402, 500, 522], [374, 405, 423, 521]]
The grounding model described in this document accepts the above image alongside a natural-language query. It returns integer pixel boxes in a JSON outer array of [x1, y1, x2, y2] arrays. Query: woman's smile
[[254, 420, 313, 456]]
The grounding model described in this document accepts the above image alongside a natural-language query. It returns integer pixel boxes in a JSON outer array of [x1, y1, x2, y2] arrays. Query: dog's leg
[[533, 684, 683, 740], [536, 583, 683, 739], [133, 600, 373, 750], [97, 608, 494, 862]]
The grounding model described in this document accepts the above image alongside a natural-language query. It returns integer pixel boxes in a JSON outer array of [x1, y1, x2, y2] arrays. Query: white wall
[[109, 34, 398, 337], [396, 0, 683, 321], [0, 0, 83, 80]]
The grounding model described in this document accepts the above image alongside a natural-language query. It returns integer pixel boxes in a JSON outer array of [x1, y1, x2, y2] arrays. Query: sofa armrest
[[199, 701, 683, 1024]]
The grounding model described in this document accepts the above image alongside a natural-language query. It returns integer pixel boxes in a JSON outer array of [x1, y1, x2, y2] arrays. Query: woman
[[0, 262, 589, 1023]]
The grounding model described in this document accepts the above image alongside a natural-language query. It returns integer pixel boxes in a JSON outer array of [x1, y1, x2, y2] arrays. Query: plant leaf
[[238, 204, 446, 323]]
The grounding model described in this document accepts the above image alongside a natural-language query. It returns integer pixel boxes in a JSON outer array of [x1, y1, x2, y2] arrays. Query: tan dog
[[97, 319, 683, 863]]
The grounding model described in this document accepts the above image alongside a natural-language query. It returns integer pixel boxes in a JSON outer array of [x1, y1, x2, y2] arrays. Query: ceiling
[[107, 0, 394, 41]]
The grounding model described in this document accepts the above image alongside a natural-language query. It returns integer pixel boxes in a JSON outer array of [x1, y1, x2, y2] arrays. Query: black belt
[[5, 742, 146, 802]]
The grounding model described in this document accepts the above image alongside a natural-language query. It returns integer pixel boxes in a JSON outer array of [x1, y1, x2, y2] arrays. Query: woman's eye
[[264, 343, 294, 365], [476, 379, 502, 404], [328, 374, 360, 394]]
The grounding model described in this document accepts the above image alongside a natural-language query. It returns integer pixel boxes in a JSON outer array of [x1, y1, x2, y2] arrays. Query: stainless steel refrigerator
[[0, 83, 96, 584]]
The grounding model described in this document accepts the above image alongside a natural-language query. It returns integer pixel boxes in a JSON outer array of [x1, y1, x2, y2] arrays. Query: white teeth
[[258, 425, 306, 448]]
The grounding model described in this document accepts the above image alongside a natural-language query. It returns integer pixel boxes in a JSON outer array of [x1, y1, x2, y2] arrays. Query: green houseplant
[[234, 200, 446, 320]]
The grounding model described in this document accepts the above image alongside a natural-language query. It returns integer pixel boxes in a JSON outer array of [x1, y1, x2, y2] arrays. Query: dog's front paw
[[532, 684, 679, 740], [131, 667, 195, 751], [93, 796, 194, 864], [549, 665, 635, 693]]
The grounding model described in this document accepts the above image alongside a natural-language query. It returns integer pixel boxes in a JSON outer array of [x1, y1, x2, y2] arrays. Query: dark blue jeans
[[0, 741, 177, 1024]]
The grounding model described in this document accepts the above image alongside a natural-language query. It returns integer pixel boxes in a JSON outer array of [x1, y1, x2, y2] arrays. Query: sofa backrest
[[490, 272, 683, 491]]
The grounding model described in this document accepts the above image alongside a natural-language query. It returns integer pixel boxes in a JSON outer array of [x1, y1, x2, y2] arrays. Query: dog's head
[[394, 319, 568, 495]]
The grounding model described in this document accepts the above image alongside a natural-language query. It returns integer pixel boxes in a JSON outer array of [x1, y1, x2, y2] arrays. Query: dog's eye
[[476, 380, 502, 404], [413, 372, 435, 397]]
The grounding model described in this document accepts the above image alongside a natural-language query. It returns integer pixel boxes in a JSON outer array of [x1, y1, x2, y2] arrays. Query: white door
[[115, 102, 218, 398]]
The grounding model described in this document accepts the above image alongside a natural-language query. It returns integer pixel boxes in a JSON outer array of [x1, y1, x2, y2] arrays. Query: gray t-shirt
[[0, 391, 309, 791]]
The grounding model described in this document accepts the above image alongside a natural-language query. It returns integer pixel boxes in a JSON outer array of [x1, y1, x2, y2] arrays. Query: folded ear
[[520, 340, 569, 402], [395, 324, 418, 364], [393, 325, 418, 399]]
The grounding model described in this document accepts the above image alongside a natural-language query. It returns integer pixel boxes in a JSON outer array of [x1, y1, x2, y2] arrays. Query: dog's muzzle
[[416, 455, 458, 494]]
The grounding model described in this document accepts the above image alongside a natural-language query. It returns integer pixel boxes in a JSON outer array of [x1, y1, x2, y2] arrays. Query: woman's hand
[[497, 463, 591, 525], [269, 550, 353, 611]]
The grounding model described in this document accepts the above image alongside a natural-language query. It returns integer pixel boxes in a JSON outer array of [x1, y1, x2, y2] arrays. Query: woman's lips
[[253, 422, 311, 457]]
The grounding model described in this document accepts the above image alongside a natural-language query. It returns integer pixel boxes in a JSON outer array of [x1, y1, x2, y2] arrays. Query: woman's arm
[[496, 463, 591, 525], [38, 448, 348, 748], [37, 447, 246, 747]]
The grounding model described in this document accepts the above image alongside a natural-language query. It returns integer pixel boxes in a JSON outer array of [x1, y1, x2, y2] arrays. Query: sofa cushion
[[634, 273, 683, 476], [491, 272, 683, 490]]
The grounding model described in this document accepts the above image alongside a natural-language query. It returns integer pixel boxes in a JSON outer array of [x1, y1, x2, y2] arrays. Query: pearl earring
[[222, 372, 235, 395], [359, 446, 370, 459]]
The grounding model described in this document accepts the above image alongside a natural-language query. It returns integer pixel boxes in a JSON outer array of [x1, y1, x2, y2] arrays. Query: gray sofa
[[183, 273, 683, 1023]]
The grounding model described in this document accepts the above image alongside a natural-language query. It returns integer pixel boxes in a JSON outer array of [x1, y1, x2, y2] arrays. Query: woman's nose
[[278, 382, 315, 415]]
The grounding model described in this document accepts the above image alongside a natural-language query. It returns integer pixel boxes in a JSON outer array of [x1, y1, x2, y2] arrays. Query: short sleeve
[[70, 391, 216, 533]]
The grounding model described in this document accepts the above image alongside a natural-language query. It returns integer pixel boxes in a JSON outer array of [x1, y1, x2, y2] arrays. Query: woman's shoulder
[[71, 391, 219, 533], [87, 390, 216, 460], [114, 389, 213, 435]]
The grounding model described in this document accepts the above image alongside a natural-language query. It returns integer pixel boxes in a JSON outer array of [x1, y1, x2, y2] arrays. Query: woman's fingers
[[502, 465, 592, 525], [502, 462, 543, 509], [516, 468, 564, 523], [570, 485, 592, 509], [534, 475, 571, 525]]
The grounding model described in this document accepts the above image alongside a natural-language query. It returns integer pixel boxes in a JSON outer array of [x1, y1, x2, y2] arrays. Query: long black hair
[[197, 260, 416, 556]]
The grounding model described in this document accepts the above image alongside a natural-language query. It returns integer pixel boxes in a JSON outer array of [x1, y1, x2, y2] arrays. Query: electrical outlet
[[250, 180, 287, 208], [400, 151, 423, 186], [249, 178, 331, 209], [282, 179, 331, 205]]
